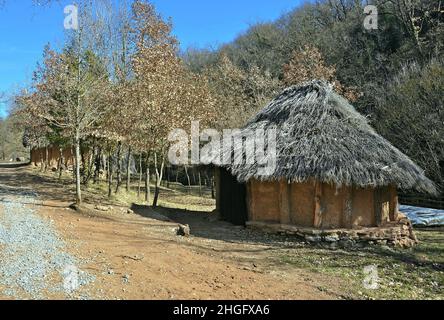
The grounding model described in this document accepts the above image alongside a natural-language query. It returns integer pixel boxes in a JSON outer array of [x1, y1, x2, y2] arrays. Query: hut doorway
[[219, 168, 248, 226]]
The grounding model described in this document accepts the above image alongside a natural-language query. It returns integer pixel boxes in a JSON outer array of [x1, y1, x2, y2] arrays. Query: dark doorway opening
[[219, 168, 248, 226]]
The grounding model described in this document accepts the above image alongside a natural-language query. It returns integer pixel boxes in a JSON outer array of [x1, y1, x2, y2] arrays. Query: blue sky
[[0, 0, 303, 118]]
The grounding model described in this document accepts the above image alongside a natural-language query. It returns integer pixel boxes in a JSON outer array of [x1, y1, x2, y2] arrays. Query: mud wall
[[31, 146, 74, 168], [248, 180, 280, 223], [247, 179, 399, 229], [289, 181, 315, 227]]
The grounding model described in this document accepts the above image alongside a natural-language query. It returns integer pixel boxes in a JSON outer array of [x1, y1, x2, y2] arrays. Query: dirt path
[[0, 165, 342, 300]]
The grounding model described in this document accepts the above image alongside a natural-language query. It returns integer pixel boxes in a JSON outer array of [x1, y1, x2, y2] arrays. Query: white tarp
[[400, 205, 444, 227]]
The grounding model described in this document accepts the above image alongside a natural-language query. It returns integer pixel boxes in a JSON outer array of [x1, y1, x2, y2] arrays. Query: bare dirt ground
[[0, 165, 345, 300]]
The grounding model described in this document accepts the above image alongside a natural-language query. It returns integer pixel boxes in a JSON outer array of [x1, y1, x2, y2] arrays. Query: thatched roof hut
[[214, 80, 436, 246], [229, 80, 435, 193]]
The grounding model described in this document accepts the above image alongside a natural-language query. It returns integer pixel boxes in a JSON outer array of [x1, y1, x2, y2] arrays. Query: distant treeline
[[0, 117, 28, 161]]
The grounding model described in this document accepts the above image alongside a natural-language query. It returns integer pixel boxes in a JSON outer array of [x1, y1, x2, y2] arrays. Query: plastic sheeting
[[400, 205, 444, 227]]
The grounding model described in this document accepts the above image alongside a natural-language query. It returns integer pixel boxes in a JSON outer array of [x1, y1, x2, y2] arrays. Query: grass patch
[[279, 228, 443, 300], [33, 167, 216, 212]]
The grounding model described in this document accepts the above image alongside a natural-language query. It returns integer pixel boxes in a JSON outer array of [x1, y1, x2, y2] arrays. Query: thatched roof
[[223, 80, 437, 194]]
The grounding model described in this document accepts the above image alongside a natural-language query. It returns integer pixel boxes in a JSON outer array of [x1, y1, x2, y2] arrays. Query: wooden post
[[389, 185, 399, 221], [374, 188, 383, 227], [279, 180, 291, 224], [313, 181, 323, 228], [343, 187, 353, 228]]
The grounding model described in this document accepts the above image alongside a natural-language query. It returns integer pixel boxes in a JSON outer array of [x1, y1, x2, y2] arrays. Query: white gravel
[[0, 193, 94, 299]]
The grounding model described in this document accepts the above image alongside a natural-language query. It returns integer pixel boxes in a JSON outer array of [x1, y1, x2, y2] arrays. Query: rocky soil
[[0, 186, 94, 299]]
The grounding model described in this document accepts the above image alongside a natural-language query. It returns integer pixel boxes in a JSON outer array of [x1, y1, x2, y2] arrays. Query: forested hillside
[[0, 117, 28, 161]]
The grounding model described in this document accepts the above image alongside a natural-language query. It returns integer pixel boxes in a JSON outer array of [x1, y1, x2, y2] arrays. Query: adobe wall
[[350, 187, 374, 227], [248, 180, 281, 223], [247, 179, 399, 229], [246, 179, 415, 247], [31, 146, 74, 168], [289, 181, 315, 227], [321, 183, 348, 229]]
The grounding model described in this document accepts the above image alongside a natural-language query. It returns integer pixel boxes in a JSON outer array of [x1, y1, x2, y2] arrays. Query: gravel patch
[[0, 195, 94, 299]]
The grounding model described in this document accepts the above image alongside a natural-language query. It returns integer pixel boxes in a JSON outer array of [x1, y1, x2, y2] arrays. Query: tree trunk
[[58, 148, 64, 181], [94, 147, 102, 184], [184, 165, 191, 194], [138, 153, 143, 198], [84, 146, 95, 186], [39, 146, 44, 172], [115, 141, 122, 194], [44, 146, 49, 172], [81, 147, 86, 182], [104, 155, 108, 181], [126, 146, 132, 192], [108, 151, 113, 198], [71, 145, 76, 182], [145, 152, 151, 205], [74, 136, 82, 205], [153, 152, 165, 208]]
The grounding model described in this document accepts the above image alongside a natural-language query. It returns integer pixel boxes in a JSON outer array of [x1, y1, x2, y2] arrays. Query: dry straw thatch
[[225, 80, 436, 194]]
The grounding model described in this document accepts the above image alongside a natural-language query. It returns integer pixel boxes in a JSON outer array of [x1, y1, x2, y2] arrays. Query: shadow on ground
[[0, 162, 30, 169], [130, 203, 444, 272], [0, 164, 117, 207]]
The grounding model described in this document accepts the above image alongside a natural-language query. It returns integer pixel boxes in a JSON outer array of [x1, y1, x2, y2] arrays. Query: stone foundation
[[246, 213, 418, 248]]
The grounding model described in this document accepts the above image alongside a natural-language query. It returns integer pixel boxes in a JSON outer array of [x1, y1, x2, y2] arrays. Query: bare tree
[[17, 1, 113, 205], [204, 54, 281, 129], [283, 44, 360, 101]]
